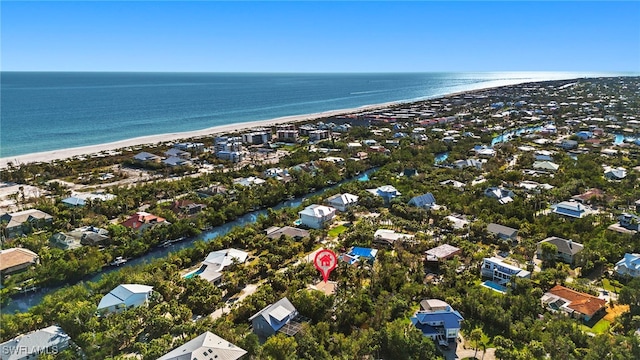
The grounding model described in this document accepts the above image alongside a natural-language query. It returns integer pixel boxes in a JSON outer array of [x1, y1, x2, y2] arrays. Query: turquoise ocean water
[[0, 72, 613, 158]]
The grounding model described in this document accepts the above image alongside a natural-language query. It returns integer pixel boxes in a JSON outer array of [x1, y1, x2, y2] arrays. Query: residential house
[[51, 226, 110, 249], [367, 185, 401, 203], [373, 229, 414, 247], [532, 161, 560, 172], [0, 248, 39, 276], [410, 299, 464, 344], [133, 152, 161, 163], [122, 212, 168, 233], [551, 201, 594, 219], [536, 237, 584, 265], [571, 188, 605, 204], [61, 192, 116, 207], [162, 156, 192, 167], [169, 200, 206, 217], [481, 257, 531, 285], [264, 226, 310, 240], [325, 193, 359, 212], [97, 284, 154, 314], [249, 297, 300, 339], [233, 177, 266, 187], [487, 223, 519, 242], [425, 244, 462, 263], [157, 331, 247, 360], [340, 247, 378, 265], [535, 150, 555, 161], [576, 131, 594, 140], [618, 213, 640, 231], [298, 204, 336, 229], [309, 129, 331, 142], [484, 187, 514, 204], [50, 232, 81, 250], [440, 179, 466, 189], [560, 139, 578, 150], [0, 325, 71, 360], [604, 167, 627, 180], [164, 148, 191, 159], [1, 209, 53, 239], [408, 193, 439, 210], [214, 136, 243, 162], [188, 249, 249, 284], [615, 253, 640, 278], [174, 142, 205, 152], [444, 215, 470, 230], [453, 159, 486, 169], [541, 285, 606, 322]]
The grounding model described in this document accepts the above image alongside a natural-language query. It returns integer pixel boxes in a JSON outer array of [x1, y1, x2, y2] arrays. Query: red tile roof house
[[122, 212, 169, 233], [541, 285, 606, 322]]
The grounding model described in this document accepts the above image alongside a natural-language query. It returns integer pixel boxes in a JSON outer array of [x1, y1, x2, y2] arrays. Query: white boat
[[110, 256, 127, 266]]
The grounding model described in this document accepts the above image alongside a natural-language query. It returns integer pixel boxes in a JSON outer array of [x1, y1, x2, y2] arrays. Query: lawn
[[602, 278, 622, 292], [580, 319, 610, 334], [328, 225, 347, 237]]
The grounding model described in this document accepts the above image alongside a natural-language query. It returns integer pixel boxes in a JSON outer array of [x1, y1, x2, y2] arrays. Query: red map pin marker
[[314, 249, 337, 283]]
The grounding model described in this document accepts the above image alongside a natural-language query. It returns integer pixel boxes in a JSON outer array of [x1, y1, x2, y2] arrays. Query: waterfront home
[[174, 142, 205, 152], [0, 209, 53, 239], [484, 187, 514, 204], [233, 176, 266, 187], [157, 332, 247, 360], [51, 225, 110, 249], [408, 193, 439, 210], [189, 249, 249, 284], [0, 325, 71, 360], [133, 151, 162, 163], [615, 253, 640, 278], [536, 237, 584, 265], [0, 248, 39, 276], [298, 204, 336, 229], [276, 129, 299, 143], [164, 147, 191, 159], [249, 297, 300, 339], [97, 284, 154, 314], [618, 213, 640, 231], [425, 244, 462, 263], [541, 285, 606, 322], [242, 130, 272, 145], [410, 299, 464, 345], [169, 200, 206, 217], [367, 185, 401, 203], [265, 226, 310, 240], [551, 200, 594, 219], [373, 229, 414, 247], [481, 257, 531, 285], [487, 223, 519, 242], [122, 211, 169, 233], [309, 129, 331, 142], [50, 232, 81, 250], [325, 193, 359, 212]]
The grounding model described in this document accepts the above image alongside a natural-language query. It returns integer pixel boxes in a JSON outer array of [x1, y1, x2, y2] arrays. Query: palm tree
[[469, 327, 484, 360]]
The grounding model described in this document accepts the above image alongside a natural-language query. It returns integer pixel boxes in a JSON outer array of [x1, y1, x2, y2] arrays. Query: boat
[[110, 256, 127, 266]]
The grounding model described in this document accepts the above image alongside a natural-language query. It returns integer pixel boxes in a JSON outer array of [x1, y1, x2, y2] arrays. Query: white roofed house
[[481, 257, 531, 285], [367, 185, 401, 204], [97, 284, 154, 314], [551, 200, 594, 219], [133, 151, 162, 163], [532, 161, 560, 172], [249, 297, 301, 339], [373, 229, 414, 247], [615, 253, 640, 278], [484, 187, 515, 205], [186, 248, 249, 285], [0, 325, 71, 360], [604, 166, 627, 180], [157, 331, 247, 360], [325, 193, 359, 212], [298, 204, 336, 229]]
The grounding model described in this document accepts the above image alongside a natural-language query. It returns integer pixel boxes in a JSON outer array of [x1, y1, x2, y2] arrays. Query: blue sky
[[2, 1, 639, 72]]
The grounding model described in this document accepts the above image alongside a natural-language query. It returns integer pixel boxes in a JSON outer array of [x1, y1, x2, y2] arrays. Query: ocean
[[0, 72, 613, 158]]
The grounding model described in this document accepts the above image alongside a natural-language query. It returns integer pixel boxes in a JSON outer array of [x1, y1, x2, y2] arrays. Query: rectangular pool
[[482, 280, 507, 294]]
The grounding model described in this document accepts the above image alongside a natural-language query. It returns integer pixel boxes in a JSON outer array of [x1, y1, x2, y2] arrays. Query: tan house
[[0, 248, 39, 275], [1, 209, 53, 239]]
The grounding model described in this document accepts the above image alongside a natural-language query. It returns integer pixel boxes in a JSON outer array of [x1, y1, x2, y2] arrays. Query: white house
[[157, 332, 247, 360], [188, 248, 249, 284], [325, 193, 359, 212], [0, 325, 71, 360], [298, 204, 336, 229], [481, 257, 531, 285], [97, 284, 154, 314], [373, 229, 414, 247], [615, 253, 640, 278], [250, 297, 300, 339], [551, 200, 594, 219], [410, 299, 464, 345]]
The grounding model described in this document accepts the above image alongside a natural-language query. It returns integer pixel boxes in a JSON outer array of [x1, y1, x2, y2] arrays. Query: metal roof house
[[487, 223, 519, 241], [408, 193, 438, 210], [97, 284, 154, 314], [0, 325, 70, 360], [410, 299, 464, 344], [298, 204, 336, 229], [615, 253, 640, 278], [326, 193, 359, 212], [249, 297, 300, 339], [484, 187, 514, 204], [157, 331, 247, 360], [0, 209, 53, 239], [481, 257, 531, 285], [367, 185, 401, 203], [551, 201, 594, 219]]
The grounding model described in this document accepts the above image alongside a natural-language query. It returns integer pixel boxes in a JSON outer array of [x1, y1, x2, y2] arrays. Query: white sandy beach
[[0, 101, 403, 168]]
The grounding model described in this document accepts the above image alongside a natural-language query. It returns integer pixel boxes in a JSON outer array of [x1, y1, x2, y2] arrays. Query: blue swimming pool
[[482, 280, 507, 293], [184, 265, 206, 279]]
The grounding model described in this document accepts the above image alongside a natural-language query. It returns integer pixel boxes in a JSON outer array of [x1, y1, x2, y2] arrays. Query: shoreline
[[0, 75, 595, 168]]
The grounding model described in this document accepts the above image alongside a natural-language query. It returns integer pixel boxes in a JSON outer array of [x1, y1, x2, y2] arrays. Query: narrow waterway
[[4, 168, 378, 314]]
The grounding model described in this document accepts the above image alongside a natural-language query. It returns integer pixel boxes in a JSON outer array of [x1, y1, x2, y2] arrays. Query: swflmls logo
[[2, 346, 60, 355]]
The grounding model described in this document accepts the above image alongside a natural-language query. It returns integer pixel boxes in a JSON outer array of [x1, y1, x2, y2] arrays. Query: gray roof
[[0, 325, 70, 360], [487, 223, 518, 237], [265, 226, 310, 240], [425, 244, 461, 260], [249, 297, 297, 328], [538, 237, 584, 255], [408, 193, 436, 208], [157, 331, 247, 360], [0, 209, 53, 229]]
